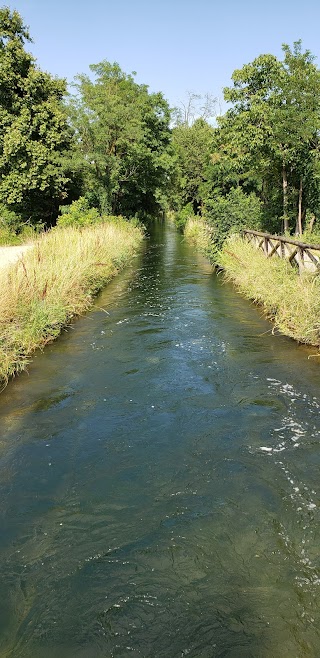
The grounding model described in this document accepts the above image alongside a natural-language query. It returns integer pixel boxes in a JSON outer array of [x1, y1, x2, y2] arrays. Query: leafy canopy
[[69, 61, 173, 219], [0, 7, 72, 226]]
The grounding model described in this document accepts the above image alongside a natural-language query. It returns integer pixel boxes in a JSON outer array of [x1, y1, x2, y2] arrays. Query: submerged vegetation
[[0, 218, 143, 386]]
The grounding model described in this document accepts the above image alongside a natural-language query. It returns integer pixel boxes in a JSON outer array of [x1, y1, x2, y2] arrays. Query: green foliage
[[56, 197, 137, 233], [0, 202, 41, 243], [174, 203, 196, 231], [0, 227, 20, 245], [57, 197, 100, 228], [173, 41, 320, 252], [68, 61, 173, 220], [220, 42, 320, 234], [0, 225, 39, 245], [171, 118, 213, 213], [300, 229, 320, 246], [3, 6, 319, 243], [0, 203, 22, 232], [0, 8, 72, 227], [184, 217, 214, 259], [205, 187, 263, 259]]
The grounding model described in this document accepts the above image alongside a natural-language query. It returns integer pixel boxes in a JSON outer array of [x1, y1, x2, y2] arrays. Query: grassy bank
[[0, 219, 143, 386], [184, 218, 320, 347], [184, 217, 213, 252], [220, 237, 320, 346]]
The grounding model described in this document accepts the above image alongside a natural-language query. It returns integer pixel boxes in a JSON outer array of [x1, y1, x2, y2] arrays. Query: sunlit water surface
[[0, 222, 320, 657]]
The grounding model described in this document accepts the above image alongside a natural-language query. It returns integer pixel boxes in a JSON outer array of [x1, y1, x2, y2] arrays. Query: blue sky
[[5, 0, 320, 111]]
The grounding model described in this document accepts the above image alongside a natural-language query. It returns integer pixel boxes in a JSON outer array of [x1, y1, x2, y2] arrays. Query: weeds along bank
[[219, 237, 320, 347], [184, 218, 214, 257], [0, 218, 143, 387], [184, 217, 320, 348]]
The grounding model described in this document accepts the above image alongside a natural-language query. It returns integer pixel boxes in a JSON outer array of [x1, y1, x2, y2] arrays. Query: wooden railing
[[243, 230, 320, 273]]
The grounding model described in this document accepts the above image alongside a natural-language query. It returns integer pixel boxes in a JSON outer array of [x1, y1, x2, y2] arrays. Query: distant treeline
[[1, 8, 320, 246]]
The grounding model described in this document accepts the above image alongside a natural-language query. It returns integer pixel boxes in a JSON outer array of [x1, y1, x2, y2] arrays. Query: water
[[0, 222, 320, 657]]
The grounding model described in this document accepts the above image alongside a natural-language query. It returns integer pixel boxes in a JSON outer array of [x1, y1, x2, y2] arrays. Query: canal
[[0, 222, 320, 657]]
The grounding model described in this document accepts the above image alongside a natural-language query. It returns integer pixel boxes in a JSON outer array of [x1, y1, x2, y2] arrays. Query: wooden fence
[[243, 230, 320, 274]]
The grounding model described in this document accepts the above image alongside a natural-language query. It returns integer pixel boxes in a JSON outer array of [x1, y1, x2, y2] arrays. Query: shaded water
[[0, 222, 320, 657]]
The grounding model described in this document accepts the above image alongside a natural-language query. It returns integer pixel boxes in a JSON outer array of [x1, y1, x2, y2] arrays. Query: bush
[[0, 223, 39, 246], [0, 227, 21, 245], [0, 204, 23, 232], [205, 187, 263, 259], [57, 197, 101, 228], [301, 229, 320, 247], [184, 218, 214, 256], [174, 203, 197, 231]]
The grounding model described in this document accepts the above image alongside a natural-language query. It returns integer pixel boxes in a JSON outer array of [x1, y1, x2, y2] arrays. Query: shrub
[[301, 229, 320, 247], [0, 224, 39, 246], [57, 197, 100, 228], [0, 204, 23, 232], [0, 227, 21, 245], [205, 188, 263, 259], [174, 203, 197, 231]]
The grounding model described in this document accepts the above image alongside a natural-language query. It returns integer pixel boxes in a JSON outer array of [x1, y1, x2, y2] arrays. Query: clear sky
[[5, 0, 320, 111]]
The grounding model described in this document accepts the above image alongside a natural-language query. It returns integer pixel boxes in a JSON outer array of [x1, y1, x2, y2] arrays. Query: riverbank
[[0, 219, 143, 387], [184, 217, 320, 348], [2, 220, 320, 658]]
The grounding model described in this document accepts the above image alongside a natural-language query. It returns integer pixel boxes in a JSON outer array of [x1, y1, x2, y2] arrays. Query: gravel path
[[0, 244, 33, 269]]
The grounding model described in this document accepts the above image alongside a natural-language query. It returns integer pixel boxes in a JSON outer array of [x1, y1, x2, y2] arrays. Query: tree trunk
[[261, 179, 268, 205], [295, 176, 303, 235], [282, 164, 289, 233], [308, 213, 316, 233]]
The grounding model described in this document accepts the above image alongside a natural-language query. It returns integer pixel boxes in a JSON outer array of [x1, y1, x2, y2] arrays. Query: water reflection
[[0, 222, 319, 657]]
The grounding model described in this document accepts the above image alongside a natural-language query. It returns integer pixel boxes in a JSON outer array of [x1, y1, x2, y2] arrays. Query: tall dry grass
[[0, 220, 143, 386], [219, 236, 320, 346], [184, 219, 320, 347], [184, 217, 214, 255]]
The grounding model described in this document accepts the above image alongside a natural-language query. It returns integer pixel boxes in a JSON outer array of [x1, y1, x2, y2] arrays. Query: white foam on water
[[253, 376, 320, 619]]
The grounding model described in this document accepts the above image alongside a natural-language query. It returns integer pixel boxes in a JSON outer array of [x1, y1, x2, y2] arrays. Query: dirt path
[[0, 245, 33, 269]]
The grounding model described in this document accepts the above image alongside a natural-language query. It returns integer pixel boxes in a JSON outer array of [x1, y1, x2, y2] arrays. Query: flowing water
[[0, 222, 320, 658]]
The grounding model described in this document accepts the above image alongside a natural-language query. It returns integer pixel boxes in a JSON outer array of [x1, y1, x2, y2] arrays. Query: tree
[[69, 61, 172, 219], [172, 91, 218, 127], [205, 187, 263, 257], [171, 118, 214, 213], [0, 8, 72, 226], [222, 42, 320, 234]]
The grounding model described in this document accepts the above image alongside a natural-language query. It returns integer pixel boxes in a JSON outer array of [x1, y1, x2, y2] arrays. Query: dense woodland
[[2, 8, 320, 250]]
